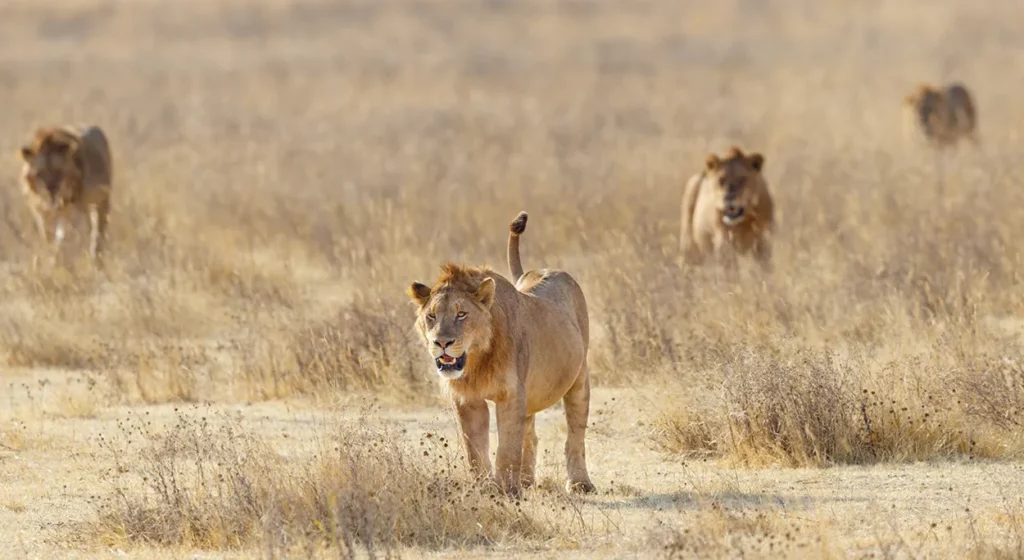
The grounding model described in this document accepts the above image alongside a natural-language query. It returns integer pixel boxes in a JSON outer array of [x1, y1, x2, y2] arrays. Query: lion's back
[[77, 126, 113, 189], [944, 84, 977, 133], [517, 269, 589, 349]]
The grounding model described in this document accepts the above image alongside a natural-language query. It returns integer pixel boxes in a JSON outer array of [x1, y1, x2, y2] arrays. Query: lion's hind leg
[[562, 364, 596, 494], [521, 414, 539, 488]]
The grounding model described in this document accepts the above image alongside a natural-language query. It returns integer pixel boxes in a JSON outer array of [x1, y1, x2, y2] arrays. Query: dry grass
[[95, 408, 563, 556], [652, 346, 1024, 466], [0, 0, 1023, 557]]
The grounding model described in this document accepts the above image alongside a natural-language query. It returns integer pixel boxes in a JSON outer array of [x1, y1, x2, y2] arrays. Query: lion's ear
[[407, 282, 432, 306], [19, 146, 34, 162], [704, 154, 720, 171], [475, 277, 496, 309], [747, 153, 765, 172]]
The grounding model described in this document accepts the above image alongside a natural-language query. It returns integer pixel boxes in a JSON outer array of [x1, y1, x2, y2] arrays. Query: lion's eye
[[426, 313, 436, 322], [456, 311, 467, 321]]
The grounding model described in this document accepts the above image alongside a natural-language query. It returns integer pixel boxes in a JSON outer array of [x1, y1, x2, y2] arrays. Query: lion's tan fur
[[680, 146, 774, 268], [408, 212, 595, 496], [19, 125, 113, 261], [902, 82, 979, 148]]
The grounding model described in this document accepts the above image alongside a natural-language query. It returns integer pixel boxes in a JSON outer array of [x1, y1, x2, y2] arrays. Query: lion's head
[[904, 83, 937, 107], [408, 264, 497, 380], [19, 128, 84, 210], [703, 146, 766, 227]]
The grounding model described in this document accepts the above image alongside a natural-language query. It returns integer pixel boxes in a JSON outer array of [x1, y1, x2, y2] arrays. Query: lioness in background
[[407, 212, 596, 497], [903, 82, 979, 148], [18, 126, 113, 261], [680, 146, 774, 269]]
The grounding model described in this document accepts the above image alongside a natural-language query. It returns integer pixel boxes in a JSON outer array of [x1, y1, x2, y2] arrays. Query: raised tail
[[508, 211, 528, 283]]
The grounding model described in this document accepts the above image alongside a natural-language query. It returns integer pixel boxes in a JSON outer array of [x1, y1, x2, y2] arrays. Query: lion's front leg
[[29, 210, 55, 270], [753, 236, 773, 272], [455, 399, 491, 480], [31, 208, 52, 245], [34, 209, 67, 266], [494, 392, 526, 497], [88, 201, 110, 261]]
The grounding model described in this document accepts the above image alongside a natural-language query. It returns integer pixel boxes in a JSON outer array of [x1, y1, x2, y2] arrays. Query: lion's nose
[[434, 338, 454, 350]]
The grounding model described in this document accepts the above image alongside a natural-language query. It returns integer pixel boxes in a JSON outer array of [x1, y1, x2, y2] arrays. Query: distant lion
[[18, 126, 113, 262], [680, 146, 774, 268], [902, 82, 979, 148], [407, 211, 596, 497]]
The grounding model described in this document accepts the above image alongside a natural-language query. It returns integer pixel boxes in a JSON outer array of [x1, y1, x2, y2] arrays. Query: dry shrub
[[723, 350, 864, 466], [653, 345, 1024, 466], [97, 409, 551, 555], [950, 349, 1024, 432]]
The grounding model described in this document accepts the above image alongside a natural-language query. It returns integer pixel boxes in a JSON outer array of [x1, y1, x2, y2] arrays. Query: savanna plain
[[2, 0, 1024, 558]]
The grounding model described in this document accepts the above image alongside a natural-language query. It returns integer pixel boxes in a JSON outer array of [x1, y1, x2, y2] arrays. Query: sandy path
[[1, 379, 1022, 559]]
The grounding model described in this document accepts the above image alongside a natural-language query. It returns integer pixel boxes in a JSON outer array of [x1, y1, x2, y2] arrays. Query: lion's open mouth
[[435, 353, 467, 373], [722, 205, 745, 225]]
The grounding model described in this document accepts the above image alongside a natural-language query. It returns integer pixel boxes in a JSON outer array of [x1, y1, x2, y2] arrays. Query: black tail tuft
[[510, 211, 528, 235]]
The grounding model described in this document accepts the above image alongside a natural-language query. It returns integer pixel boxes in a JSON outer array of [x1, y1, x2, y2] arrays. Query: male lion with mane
[[680, 146, 774, 268], [18, 126, 113, 261], [407, 211, 596, 497], [902, 82, 979, 149]]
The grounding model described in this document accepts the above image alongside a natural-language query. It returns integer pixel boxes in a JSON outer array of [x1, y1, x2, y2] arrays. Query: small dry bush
[[653, 343, 1024, 466], [96, 409, 552, 555]]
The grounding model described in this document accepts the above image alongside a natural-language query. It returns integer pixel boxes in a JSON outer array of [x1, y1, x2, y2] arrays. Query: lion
[[18, 126, 113, 262], [680, 146, 774, 268], [902, 82, 979, 148], [407, 211, 595, 497]]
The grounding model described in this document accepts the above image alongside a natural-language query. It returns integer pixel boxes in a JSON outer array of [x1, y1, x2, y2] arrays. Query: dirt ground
[[2, 376, 1023, 558]]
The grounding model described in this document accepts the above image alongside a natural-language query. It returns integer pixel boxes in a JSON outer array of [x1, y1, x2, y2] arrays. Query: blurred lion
[[680, 146, 774, 268], [18, 126, 113, 261], [407, 211, 596, 497], [902, 82, 979, 148]]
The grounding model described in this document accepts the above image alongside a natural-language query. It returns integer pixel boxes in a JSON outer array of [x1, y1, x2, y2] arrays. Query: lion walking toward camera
[[406, 212, 596, 497], [18, 126, 113, 261], [902, 82, 979, 149], [680, 146, 774, 268]]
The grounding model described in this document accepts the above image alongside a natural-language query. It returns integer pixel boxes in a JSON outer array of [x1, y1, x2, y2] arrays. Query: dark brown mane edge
[[29, 127, 79, 153]]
